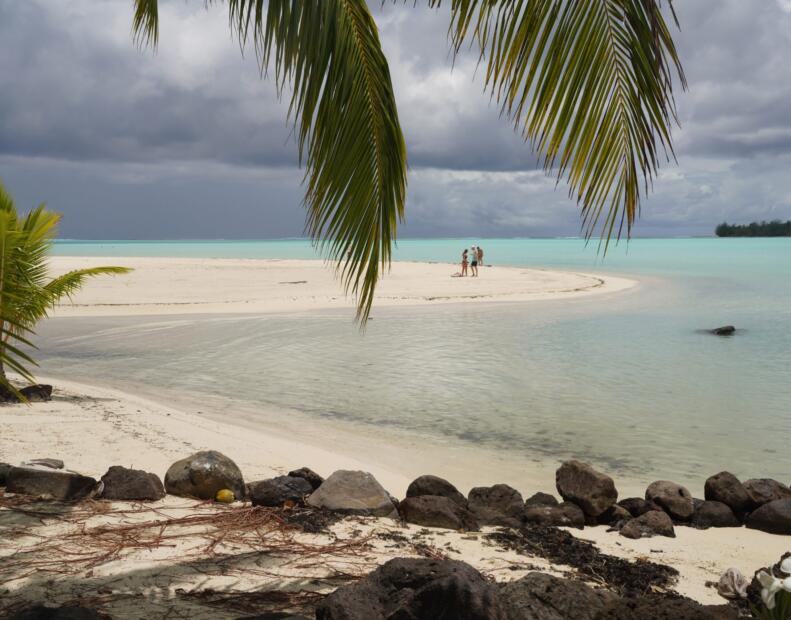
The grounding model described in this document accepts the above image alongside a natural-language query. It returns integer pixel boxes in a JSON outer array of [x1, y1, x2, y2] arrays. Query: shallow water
[[41, 238, 791, 488]]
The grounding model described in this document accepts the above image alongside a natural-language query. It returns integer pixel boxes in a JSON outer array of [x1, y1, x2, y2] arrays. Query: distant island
[[715, 220, 791, 237]]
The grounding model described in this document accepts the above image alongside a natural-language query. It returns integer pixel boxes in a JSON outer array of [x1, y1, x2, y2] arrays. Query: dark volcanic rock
[[599, 595, 740, 619], [287, 467, 324, 490], [617, 497, 661, 517], [645, 480, 695, 520], [524, 492, 559, 508], [710, 325, 736, 336], [704, 471, 753, 518], [306, 470, 397, 517], [524, 502, 585, 529], [406, 474, 467, 507], [500, 572, 616, 620], [0, 462, 12, 485], [467, 484, 524, 527], [743, 478, 791, 507], [0, 384, 53, 403], [100, 466, 165, 501], [6, 605, 109, 619], [619, 511, 675, 539], [164, 450, 245, 501], [399, 495, 480, 531], [555, 460, 617, 517], [745, 498, 791, 535], [691, 501, 741, 529], [248, 475, 315, 507], [597, 504, 632, 526], [315, 557, 504, 620], [6, 466, 97, 500]]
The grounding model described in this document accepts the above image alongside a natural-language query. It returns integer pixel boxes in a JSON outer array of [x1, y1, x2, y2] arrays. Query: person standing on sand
[[477, 246, 484, 267], [461, 249, 469, 276], [470, 245, 479, 277]]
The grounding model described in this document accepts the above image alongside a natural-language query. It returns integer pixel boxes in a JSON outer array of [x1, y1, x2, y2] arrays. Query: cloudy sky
[[1, 1, 791, 239]]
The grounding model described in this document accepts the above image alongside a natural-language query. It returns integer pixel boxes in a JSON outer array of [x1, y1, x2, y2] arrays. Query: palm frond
[[134, 1, 407, 322], [132, 0, 159, 48], [431, 0, 686, 245]]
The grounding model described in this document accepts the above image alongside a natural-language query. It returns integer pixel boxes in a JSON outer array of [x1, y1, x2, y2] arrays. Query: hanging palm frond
[[430, 0, 686, 246]]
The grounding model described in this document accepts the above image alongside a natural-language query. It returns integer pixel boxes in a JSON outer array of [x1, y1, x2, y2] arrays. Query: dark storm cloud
[[1, 0, 790, 238]]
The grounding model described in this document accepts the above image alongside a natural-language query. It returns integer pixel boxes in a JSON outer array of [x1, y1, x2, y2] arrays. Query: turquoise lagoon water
[[41, 238, 791, 488]]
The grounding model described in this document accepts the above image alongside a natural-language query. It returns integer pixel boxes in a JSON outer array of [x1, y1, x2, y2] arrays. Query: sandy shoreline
[[0, 379, 781, 615], [48, 256, 638, 317]]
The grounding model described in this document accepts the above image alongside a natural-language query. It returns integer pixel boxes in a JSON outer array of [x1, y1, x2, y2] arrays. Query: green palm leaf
[[0, 180, 131, 401], [431, 0, 686, 245], [134, 0, 407, 322]]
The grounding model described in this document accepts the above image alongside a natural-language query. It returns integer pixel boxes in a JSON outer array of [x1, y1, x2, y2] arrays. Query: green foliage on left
[[0, 181, 131, 400]]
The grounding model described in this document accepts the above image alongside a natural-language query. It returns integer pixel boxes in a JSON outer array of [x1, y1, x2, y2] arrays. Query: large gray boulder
[[467, 484, 524, 527], [645, 480, 695, 520], [406, 474, 467, 508], [691, 501, 741, 529], [315, 558, 504, 620], [164, 450, 245, 501], [100, 466, 165, 501], [499, 572, 616, 620], [306, 470, 397, 517], [555, 460, 617, 517], [248, 475, 313, 507], [704, 472, 753, 518], [743, 478, 791, 507], [524, 502, 585, 529], [399, 495, 479, 531], [619, 510, 675, 539], [745, 498, 791, 535], [6, 466, 98, 500]]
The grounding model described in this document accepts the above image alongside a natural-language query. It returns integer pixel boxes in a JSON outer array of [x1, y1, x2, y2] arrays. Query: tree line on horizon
[[715, 220, 791, 237]]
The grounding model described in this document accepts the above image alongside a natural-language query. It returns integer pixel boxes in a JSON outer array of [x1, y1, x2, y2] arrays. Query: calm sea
[[40, 238, 791, 489]]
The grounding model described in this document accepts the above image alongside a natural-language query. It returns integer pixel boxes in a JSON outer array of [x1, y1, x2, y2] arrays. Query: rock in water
[[745, 498, 791, 535], [555, 460, 618, 517], [710, 325, 736, 336], [645, 480, 695, 520], [524, 502, 585, 529], [315, 558, 503, 620], [467, 484, 524, 527], [691, 501, 741, 529], [287, 467, 324, 491], [248, 475, 313, 507], [704, 471, 753, 518], [499, 572, 616, 620], [306, 470, 397, 517], [406, 474, 467, 507], [6, 467, 98, 501], [619, 511, 675, 539], [164, 450, 245, 500], [399, 495, 479, 531], [100, 466, 165, 501], [743, 478, 791, 507]]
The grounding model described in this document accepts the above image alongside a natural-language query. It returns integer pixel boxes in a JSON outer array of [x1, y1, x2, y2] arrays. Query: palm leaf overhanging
[[0, 181, 131, 401], [131, 0, 684, 315]]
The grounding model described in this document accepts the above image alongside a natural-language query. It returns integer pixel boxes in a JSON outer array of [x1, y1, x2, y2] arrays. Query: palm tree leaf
[[133, 1, 407, 322], [431, 0, 686, 245], [132, 0, 159, 48]]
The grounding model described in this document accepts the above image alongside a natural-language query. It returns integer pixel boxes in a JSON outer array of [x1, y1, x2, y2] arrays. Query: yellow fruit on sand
[[215, 489, 234, 503]]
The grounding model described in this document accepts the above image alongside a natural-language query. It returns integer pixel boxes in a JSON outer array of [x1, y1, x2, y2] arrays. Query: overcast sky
[[1, 1, 791, 239]]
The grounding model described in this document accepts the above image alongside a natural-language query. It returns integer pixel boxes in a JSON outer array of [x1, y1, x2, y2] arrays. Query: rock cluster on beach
[[2, 450, 790, 618]]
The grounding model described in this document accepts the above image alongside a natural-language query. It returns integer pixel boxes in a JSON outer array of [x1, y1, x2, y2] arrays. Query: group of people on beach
[[458, 245, 484, 277]]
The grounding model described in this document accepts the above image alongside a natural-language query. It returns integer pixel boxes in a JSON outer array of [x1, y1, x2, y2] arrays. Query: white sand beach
[[0, 379, 781, 618], [48, 256, 637, 317], [0, 257, 779, 617]]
